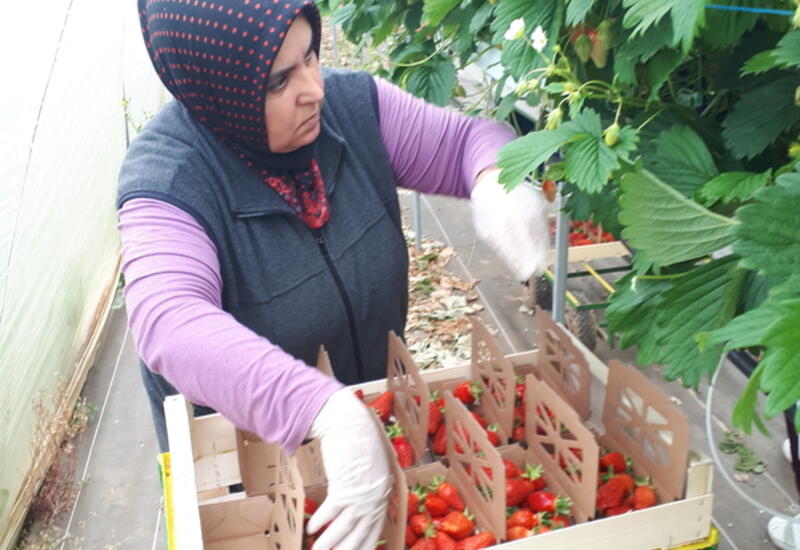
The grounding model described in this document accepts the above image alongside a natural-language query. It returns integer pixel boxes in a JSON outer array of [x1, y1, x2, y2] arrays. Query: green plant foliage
[[423, 0, 461, 26], [405, 60, 457, 106], [696, 170, 771, 205], [646, 126, 718, 196], [622, 0, 705, 52], [774, 31, 800, 70], [618, 169, 737, 270], [566, 0, 597, 26]]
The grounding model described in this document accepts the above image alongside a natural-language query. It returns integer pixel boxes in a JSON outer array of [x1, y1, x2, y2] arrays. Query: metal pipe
[[552, 182, 569, 323]]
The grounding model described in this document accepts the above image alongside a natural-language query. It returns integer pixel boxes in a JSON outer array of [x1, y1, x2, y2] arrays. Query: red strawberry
[[433, 531, 458, 550], [506, 477, 536, 507], [485, 424, 501, 446], [425, 495, 450, 518], [606, 504, 633, 516], [432, 479, 465, 512], [387, 424, 414, 467], [527, 491, 572, 515], [541, 180, 557, 203], [354, 389, 364, 401], [596, 477, 627, 510], [428, 402, 443, 435], [523, 463, 546, 491], [549, 514, 570, 529], [471, 412, 488, 428], [454, 532, 495, 549], [599, 451, 626, 474], [367, 391, 394, 422], [409, 514, 431, 536], [612, 473, 635, 496], [506, 525, 531, 540], [406, 524, 419, 547], [432, 422, 448, 456], [506, 508, 538, 530], [440, 511, 474, 540], [303, 498, 318, 520], [411, 537, 437, 550], [408, 489, 423, 517], [513, 404, 526, 425], [512, 425, 526, 442], [453, 381, 483, 404], [503, 459, 521, 479], [633, 485, 657, 509]]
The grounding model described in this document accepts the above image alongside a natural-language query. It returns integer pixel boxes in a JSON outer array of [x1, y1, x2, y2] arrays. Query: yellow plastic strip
[[581, 262, 616, 294], [671, 526, 720, 550], [543, 268, 580, 307], [158, 452, 176, 550]]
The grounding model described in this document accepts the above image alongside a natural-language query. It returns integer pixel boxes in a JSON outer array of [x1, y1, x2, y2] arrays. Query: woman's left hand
[[470, 167, 550, 281]]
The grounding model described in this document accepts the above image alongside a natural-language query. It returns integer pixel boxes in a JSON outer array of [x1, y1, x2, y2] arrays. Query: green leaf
[[760, 301, 800, 417], [697, 300, 787, 352], [563, 183, 623, 235], [696, 170, 771, 205], [646, 126, 718, 197], [566, 0, 596, 26], [702, 0, 758, 50], [330, 3, 357, 26], [606, 271, 673, 365], [502, 32, 542, 80], [741, 50, 778, 76], [564, 135, 619, 193], [647, 49, 684, 101], [774, 31, 800, 70], [722, 74, 800, 160], [656, 257, 746, 387], [618, 169, 738, 269], [623, 0, 705, 52], [491, 0, 556, 43], [732, 363, 770, 435], [495, 93, 518, 121], [469, 2, 494, 35], [497, 125, 579, 189], [405, 60, 457, 106], [422, 0, 460, 26], [734, 171, 800, 279]]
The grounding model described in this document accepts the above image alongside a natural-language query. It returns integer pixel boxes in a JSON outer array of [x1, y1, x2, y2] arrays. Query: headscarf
[[138, 0, 330, 228]]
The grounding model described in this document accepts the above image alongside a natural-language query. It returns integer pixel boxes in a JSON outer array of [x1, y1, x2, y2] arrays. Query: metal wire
[[705, 4, 793, 16]]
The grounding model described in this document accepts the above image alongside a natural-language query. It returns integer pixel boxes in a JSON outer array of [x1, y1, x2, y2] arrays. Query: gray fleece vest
[[118, 69, 408, 385]]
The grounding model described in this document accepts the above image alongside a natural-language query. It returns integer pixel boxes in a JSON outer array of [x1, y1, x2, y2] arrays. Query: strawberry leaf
[[498, 125, 580, 189], [773, 31, 800, 70], [422, 0, 460, 27], [740, 50, 778, 76], [732, 363, 769, 435], [564, 135, 619, 193], [696, 170, 771, 206], [622, 0, 705, 52], [646, 126, 718, 197], [566, 0, 596, 26], [405, 59, 457, 107], [759, 302, 800, 418], [618, 169, 737, 271]]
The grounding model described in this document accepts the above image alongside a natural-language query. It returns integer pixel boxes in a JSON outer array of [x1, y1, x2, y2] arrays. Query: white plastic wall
[[0, 1, 167, 546]]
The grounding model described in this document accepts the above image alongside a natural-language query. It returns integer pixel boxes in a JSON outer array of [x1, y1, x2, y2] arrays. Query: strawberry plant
[[324, 0, 800, 434]]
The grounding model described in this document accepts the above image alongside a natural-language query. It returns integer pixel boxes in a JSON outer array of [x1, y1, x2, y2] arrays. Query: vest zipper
[[311, 228, 366, 381]]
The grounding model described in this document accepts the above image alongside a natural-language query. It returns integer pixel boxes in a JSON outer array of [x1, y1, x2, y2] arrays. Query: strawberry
[[599, 451, 626, 474], [606, 504, 633, 516], [523, 463, 546, 491], [303, 498, 318, 520], [440, 511, 474, 540], [454, 532, 495, 549], [596, 476, 627, 510], [611, 473, 635, 496], [387, 424, 414, 467], [471, 412, 488, 428], [502, 458, 521, 479], [432, 422, 448, 456], [512, 425, 526, 442], [354, 389, 364, 401], [428, 402, 443, 435], [409, 514, 431, 536], [506, 525, 531, 540], [485, 424, 501, 446], [535, 524, 551, 534], [513, 403, 526, 424], [433, 531, 458, 550], [406, 524, 419, 547], [367, 391, 394, 422], [453, 381, 483, 404], [432, 478, 465, 512], [527, 491, 572, 515], [411, 537, 437, 550], [549, 514, 570, 529], [633, 485, 657, 510], [425, 495, 450, 518], [408, 488, 423, 517], [506, 477, 536, 507], [506, 508, 538, 530]]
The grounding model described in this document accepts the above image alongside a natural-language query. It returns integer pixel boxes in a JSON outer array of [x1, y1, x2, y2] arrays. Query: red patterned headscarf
[[139, 0, 330, 228]]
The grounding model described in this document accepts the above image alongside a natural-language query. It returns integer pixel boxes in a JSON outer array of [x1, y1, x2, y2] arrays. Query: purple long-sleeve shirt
[[119, 76, 514, 453]]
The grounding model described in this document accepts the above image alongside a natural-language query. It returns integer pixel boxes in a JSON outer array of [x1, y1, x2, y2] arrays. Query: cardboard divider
[[523, 374, 599, 523], [600, 360, 691, 503], [535, 307, 591, 420], [469, 318, 516, 443], [236, 432, 327, 496], [386, 331, 430, 465], [267, 451, 305, 549], [369, 412, 408, 550], [443, 391, 506, 541], [199, 495, 273, 549]]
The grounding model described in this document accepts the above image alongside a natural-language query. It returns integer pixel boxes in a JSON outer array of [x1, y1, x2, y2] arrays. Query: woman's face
[[264, 15, 324, 153]]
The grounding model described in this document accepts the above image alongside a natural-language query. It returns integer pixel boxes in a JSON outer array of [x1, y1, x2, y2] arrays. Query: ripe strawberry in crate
[[595, 448, 658, 517], [510, 376, 526, 443], [387, 423, 415, 468], [367, 390, 394, 423]]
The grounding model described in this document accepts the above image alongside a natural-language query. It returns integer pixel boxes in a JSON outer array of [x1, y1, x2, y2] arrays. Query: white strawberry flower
[[531, 25, 547, 52], [504, 18, 526, 40]]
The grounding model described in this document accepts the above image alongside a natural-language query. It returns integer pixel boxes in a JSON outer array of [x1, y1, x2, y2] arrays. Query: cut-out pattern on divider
[[269, 451, 304, 549], [386, 331, 429, 463], [601, 360, 690, 503], [524, 374, 599, 523], [470, 318, 515, 442], [535, 307, 591, 420]]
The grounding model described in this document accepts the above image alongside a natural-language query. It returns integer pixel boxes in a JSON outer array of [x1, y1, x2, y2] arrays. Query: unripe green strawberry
[[794, 6, 800, 29], [603, 122, 620, 147], [574, 34, 591, 63], [545, 107, 563, 130]]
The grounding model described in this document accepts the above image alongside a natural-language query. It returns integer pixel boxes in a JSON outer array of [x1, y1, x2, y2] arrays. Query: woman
[[120, 0, 549, 548]]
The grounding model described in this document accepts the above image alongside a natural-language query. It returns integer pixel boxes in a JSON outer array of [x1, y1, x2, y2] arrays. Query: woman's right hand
[[306, 388, 392, 549]]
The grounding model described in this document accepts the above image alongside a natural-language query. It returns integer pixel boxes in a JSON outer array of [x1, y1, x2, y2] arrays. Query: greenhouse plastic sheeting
[[0, 1, 167, 546]]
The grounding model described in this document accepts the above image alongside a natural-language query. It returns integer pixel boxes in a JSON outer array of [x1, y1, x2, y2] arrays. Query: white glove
[[305, 388, 391, 549], [470, 168, 550, 281]]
